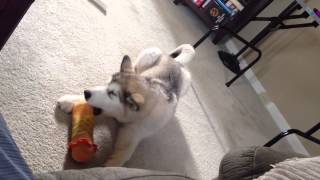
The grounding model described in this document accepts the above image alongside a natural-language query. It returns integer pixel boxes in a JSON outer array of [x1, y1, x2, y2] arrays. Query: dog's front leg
[[57, 95, 84, 113], [105, 126, 140, 167]]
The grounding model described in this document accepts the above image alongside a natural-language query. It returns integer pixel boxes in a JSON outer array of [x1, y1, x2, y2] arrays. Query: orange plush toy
[[68, 101, 97, 163]]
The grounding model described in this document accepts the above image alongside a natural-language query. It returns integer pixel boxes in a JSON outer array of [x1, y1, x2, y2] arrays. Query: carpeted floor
[[0, 0, 226, 179], [0, 0, 297, 179]]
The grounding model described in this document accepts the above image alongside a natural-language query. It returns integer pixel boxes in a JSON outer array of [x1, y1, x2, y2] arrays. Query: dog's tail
[[170, 44, 195, 97], [169, 44, 195, 64]]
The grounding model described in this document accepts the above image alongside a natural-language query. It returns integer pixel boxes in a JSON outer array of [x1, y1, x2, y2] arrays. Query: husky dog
[[57, 44, 195, 166]]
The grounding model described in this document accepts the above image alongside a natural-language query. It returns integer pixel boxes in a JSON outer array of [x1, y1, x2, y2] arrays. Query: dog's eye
[[107, 89, 117, 97]]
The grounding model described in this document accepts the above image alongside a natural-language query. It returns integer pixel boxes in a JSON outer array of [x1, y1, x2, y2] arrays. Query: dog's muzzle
[[84, 90, 102, 115], [92, 107, 102, 116]]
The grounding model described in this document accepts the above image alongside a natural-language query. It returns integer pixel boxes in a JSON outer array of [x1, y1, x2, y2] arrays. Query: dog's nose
[[84, 90, 91, 100]]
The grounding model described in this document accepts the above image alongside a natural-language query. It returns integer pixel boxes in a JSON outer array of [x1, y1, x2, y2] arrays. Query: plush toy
[[68, 101, 97, 163]]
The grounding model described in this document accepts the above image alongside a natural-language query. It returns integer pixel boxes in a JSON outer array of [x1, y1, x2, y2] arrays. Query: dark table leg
[[264, 122, 320, 147], [193, 1, 318, 87]]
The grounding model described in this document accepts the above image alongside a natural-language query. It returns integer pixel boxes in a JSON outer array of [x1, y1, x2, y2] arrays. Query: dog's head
[[84, 55, 149, 122]]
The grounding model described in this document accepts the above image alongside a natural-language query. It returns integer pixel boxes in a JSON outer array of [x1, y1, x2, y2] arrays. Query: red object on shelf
[[314, 8, 320, 18], [193, 0, 205, 7]]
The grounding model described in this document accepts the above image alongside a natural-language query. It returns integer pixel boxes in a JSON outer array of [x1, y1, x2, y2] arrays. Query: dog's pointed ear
[[120, 55, 134, 73]]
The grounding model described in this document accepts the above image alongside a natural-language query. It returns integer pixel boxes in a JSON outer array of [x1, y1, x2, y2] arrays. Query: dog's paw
[[57, 95, 83, 113]]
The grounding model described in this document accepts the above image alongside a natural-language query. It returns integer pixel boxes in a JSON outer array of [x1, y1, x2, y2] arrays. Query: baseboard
[[224, 40, 310, 156]]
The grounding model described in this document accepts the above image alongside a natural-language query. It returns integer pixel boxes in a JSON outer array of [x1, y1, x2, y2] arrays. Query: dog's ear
[[131, 93, 144, 105], [120, 55, 134, 73], [126, 93, 144, 111]]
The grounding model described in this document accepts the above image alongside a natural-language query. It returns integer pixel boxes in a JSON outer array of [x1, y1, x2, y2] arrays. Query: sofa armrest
[[218, 146, 307, 180]]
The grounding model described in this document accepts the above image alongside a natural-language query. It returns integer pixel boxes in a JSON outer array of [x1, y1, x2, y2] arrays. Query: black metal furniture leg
[[264, 122, 320, 147], [225, 52, 261, 87], [219, 27, 262, 87], [222, 1, 304, 86], [193, 25, 262, 86], [279, 21, 319, 29], [192, 1, 318, 87], [305, 122, 320, 136], [236, 1, 301, 56], [193, 26, 219, 49]]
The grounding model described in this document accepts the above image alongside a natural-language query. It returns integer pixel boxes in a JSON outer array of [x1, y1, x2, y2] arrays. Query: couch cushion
[[255, 156, 320, 180], [35, 167, 195, 180], [218, 146, 307, 180]]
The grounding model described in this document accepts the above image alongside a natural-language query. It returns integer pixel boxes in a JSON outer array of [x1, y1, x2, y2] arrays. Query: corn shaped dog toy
[[68, 101, 97, 163]]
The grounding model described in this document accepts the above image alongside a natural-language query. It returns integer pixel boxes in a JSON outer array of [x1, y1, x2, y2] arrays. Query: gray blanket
[[255, 157, 320, 180], [35, 167, 196, 180]]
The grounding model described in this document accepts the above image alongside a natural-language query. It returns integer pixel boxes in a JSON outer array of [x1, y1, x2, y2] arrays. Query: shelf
[[175, 0, 273, 44]]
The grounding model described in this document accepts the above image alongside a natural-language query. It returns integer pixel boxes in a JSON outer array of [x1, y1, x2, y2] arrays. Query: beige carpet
[[0, 0, 226, 179]]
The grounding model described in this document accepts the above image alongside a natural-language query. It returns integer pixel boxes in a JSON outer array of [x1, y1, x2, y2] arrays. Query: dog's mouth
[[92, 106, 102, 116]]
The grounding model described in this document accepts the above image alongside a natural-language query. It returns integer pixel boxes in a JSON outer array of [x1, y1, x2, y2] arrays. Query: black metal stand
[[194, 1, 318, 87], [264, 122, 320, 147], [193, 26, 262, 87]]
